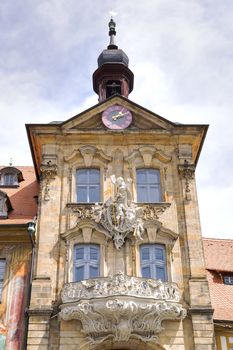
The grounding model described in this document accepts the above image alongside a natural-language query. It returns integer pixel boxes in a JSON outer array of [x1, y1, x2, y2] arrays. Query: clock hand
[[112, 111, 128, 121]]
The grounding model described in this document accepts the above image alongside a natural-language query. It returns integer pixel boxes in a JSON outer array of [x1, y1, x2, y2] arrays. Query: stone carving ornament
[[40, 160, 57, 201], [178, 160, 195, 201], [60, 273, 186, 346], [61, 272, 181, 303], [93, 176, 145, 249]]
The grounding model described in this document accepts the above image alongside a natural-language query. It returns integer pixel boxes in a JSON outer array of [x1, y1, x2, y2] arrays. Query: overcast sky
[[0, 0, 232, 239]]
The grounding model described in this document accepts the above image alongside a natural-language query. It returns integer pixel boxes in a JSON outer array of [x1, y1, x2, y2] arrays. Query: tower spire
[[108, 18, 118, 49], [93, 19, 134, 102]]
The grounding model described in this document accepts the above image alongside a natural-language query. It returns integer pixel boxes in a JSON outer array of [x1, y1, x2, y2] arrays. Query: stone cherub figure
[[93, 175, 145, 249]]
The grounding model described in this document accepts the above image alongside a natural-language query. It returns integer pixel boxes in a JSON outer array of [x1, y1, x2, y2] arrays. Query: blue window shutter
[[74, 244, 100, 282], [136, 169, 161, 203], [140, 244, 166, 281], [76, 169, 100, 203]]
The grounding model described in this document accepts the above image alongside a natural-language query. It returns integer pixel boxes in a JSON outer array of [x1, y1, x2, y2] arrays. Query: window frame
[[76, 168, 101, 203], [140, 244, 167, 281], [73, 244, 100, 282], [224, 275, 233, 285], [136, 168, 162, 203], [0, 167, 23, 188]]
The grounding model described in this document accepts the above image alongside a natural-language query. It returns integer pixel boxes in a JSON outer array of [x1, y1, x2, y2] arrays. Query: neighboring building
[[0, 166, 38, 348], [203, 238, 233, 350]]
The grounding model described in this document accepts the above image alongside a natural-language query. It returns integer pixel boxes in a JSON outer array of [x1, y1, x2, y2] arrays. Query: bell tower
[[93, 18, 134, 102]]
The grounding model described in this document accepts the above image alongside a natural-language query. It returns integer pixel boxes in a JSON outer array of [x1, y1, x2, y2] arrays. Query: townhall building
[[0, 18, 228, 350]]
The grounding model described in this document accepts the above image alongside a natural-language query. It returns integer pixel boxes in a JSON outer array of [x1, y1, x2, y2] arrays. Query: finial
[[9, 158, 13, 166], [108, 17, 118, 50]]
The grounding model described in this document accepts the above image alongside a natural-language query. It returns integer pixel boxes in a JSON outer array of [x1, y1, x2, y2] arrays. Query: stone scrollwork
[[67, 175, 170, 249], [59, 273, 186, 345], [67, 176, 170, 249], [40, 159, 57, 201], [92, 176, 144, 249], [178, 160, 195, 201]]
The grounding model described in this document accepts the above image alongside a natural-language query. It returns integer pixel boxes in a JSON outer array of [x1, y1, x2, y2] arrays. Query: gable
[[61, 95, 175, 132]]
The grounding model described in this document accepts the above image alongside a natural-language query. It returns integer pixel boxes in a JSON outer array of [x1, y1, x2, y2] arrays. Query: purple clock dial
[[102, 104, 132, 130]]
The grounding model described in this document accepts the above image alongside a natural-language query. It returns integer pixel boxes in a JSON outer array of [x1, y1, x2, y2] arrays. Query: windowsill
[[0, 185, 19, 188]]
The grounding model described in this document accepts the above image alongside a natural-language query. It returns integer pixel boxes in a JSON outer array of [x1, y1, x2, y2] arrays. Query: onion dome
[[93, 18, 134, 102]]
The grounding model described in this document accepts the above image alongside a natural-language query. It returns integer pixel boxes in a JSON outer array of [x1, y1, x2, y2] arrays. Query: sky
[[0, 0, 232, 239]]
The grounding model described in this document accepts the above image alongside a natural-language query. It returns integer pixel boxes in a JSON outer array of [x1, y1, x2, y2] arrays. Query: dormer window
[[0, 167, 24, 188], [0, 191, 13, 219]]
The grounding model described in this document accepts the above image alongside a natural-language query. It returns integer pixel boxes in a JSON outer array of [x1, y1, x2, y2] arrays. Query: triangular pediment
[[61, 95, 175, 132]]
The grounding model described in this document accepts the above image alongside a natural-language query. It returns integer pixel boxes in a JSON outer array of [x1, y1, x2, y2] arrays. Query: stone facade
[[26, 92, 215, 349]]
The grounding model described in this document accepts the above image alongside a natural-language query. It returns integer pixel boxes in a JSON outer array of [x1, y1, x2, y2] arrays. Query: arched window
[[106, 80, 121, 98], [76, 169, 100, 203], [136, 168, 161, 202], [73, 244, 100, 282], [0, 167, 24, 187], [140, 244, 167, 281]]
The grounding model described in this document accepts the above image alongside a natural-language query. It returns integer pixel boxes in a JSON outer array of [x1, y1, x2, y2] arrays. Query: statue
[[93, 175, 145, 249]]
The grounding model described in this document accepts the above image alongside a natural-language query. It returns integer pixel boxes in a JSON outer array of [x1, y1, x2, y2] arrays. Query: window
[[136, 169, 161, 202], [224, 276, 233, 285], [106, 80, 121, 98], [140, 244, 167, 281], [73, 244, 100, 282], [4, 173, 16, 186], [0, 167, 23, 187], [76, 169, 100, 203], [0, 259, 6, 301]]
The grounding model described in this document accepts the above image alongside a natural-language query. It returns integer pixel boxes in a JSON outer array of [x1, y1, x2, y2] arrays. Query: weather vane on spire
[[108, 11, 118, 49]]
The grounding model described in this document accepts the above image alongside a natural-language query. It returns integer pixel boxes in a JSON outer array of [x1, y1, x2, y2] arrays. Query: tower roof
[[93, 18, 134, 101], [97, 18, 129, 68]]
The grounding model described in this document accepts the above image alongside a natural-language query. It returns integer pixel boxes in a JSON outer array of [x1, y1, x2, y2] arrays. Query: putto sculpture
[[93, 175, 144, 249]]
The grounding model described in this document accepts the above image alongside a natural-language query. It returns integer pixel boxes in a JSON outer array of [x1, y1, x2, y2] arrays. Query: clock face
[[102, 105, 132, 130]]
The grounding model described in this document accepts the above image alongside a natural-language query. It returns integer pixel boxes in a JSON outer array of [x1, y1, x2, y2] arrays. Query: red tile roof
[[0, 166, 39, 225], [203, 238, 233, 321], [203, 238, 233, 272]]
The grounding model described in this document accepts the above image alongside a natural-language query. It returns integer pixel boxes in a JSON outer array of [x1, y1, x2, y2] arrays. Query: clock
[[102, 104, 132, 130]]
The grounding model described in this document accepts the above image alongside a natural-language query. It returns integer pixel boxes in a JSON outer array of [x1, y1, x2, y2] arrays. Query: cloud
[[0, 0, 232, 238]]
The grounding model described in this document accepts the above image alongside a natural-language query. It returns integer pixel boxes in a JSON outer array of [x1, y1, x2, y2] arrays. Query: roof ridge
[[203, 237, 233, 242]]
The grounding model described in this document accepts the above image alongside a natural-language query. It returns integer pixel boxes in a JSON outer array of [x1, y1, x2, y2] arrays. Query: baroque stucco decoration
[[67, 175, 170, 248], [93, 176, 145, 249], [40, 158, 57, 201], [60, 272, 186, 346], [178, 160, 195, 201]]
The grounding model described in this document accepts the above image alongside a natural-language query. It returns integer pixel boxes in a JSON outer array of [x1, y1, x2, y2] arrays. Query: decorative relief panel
[[67, 176, 170, 249], [59, 272, 186, 345], [40, 157, 57, 201], [178, 160, 195, 201]]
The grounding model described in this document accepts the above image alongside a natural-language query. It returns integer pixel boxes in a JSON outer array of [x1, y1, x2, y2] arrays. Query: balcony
[[59, 272, 186, 346]]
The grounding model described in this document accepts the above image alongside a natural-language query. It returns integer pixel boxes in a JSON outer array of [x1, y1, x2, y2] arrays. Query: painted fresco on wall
[[0, 323, 7, 349]]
